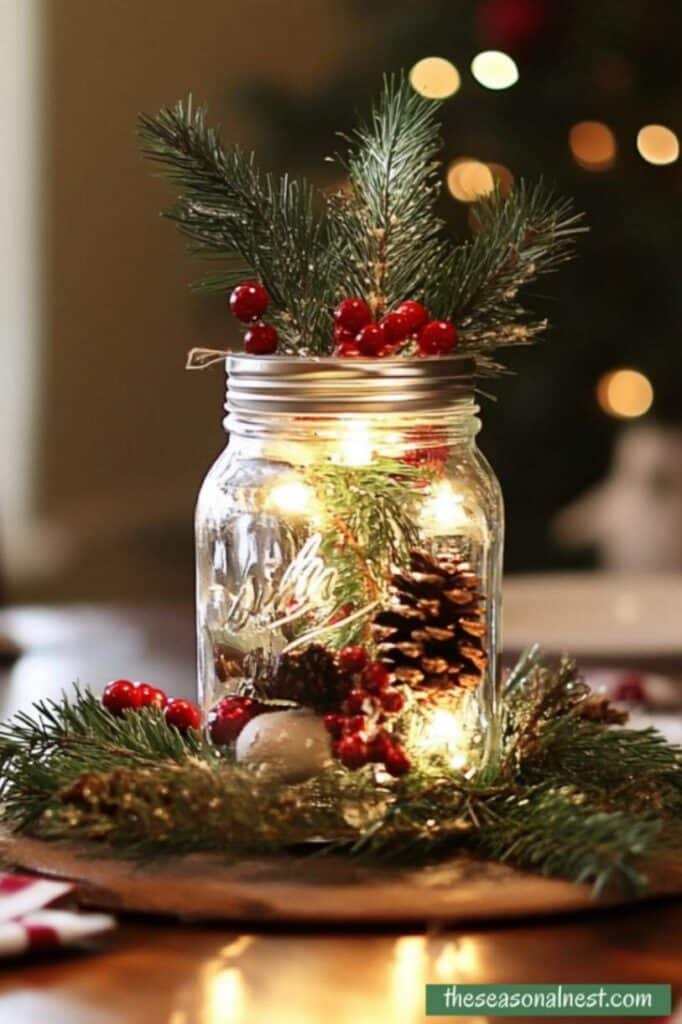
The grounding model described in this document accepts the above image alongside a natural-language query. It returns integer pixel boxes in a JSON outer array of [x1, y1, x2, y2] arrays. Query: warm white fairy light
[[333, 421, 373, 466], [636, 124, 679, 166], [420, 479, 470, 534], [471, 50, 519, 90], [422, 708, 469, 769], [267, 480, 316, 516]]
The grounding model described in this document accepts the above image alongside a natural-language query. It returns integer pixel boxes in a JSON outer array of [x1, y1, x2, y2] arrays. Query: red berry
[[367, 730, 393, 762], [345, 689, 368, 713], [244, 322, 279, 355], [102, 679, 141, 716], [229, 282, 269, 322], [345, 714, 367, 734], [356, 323, 386, 357], [334, 297, 371, 333], [136, 683, 168, 709], [395, 300, 429, 332], [381, 311, 410, 345], [334, 340, 362, 358], [418, 320, 458, 356], [384, 744, 412, 777], [334, 324, 356, 344], [208, 696, 262, 744], [380, 687, 405, 713], [614, 673, 647, 705], [362, 661, 390, 692], [338, 646, 368, 673], [165, 698, 202, 733], [322, 713, 345, 739], [335, 733, 369, 769]]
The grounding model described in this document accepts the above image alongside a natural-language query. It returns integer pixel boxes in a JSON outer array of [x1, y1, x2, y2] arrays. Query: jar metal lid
[[226, 354, 476, 416]]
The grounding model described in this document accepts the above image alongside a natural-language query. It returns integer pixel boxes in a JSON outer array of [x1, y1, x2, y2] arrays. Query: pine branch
[[138, 97, 333, 352], [301, 457, 427, 644], [326, 75, 445, 316], [3, 647, 678, 895], [426, 181, 586, 371]]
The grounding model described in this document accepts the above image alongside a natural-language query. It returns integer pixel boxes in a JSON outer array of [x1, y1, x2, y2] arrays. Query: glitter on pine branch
[[1, 651, 680, 894]]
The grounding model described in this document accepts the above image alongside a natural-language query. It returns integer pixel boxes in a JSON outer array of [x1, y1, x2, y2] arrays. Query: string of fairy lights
[[408, 55, 679, 422]]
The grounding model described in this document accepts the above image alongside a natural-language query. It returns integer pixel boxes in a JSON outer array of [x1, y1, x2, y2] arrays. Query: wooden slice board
[[2, 832, 682, 925]]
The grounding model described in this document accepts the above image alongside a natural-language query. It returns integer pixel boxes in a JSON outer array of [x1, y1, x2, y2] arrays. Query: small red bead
[[384, 744, 412, 777], [102, 679, 140, 716], [136, 683, 168, 709], [333, 297, 371, 333], [380, 688, 405, 713], [229, 281, 269, 322], [165, 698, 202, 733], [362, 661, 390, 693], [338, 646, 369, 673], [395, 300, 429, 332], [244, 322, 279, 355], [344, 689, 368, 713], [381, 311, 410, 345], [356, 323, 386, 357], [322, 713, 345, 739], [333, 340, 362, 358], [335, 733, 369, 769], [417, 319, 458, 356]]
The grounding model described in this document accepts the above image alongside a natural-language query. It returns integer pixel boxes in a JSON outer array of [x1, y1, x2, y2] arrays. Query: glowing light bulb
[[409, 57, 461, 99], [334, 422, 373, 466], [420, 480, 470, 534], [267, 480, 316, 516], [422, 709, 469, 769], [569, 121, 617, 171], [471, 50, 519, 90]]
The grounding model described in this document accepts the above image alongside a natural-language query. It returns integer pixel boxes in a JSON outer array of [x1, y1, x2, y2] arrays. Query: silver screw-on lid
[[225, 354, 475, 416]]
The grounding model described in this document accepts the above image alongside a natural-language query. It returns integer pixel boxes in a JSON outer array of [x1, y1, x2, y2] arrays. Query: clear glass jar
[[196, 355, 503, 779]]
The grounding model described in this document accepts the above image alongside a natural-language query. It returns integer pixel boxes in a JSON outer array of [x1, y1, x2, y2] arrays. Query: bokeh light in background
[[636, 124, 680, 165], [569, 121, 617, 171], [447, 160, 513, 203], [409, 57, 461, 99], [447, 158, 494, 201], [597, 369, 654, 419], [470, 50, 519, 90]]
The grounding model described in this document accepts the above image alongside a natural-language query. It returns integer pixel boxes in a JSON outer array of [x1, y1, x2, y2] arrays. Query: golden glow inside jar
[[195, 355, 504, 780]]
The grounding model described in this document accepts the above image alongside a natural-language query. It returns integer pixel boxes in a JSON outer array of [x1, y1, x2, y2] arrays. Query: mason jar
[[195, 355, 503, 780]]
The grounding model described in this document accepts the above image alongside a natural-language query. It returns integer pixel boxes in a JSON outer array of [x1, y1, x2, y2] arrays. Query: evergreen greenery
[[2, 650, 680, 895], [139, 74, 585, 370]]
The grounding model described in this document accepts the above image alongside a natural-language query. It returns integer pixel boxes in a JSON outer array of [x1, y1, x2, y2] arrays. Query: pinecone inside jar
[[372, 550, 487, 700], [257, 644, 355, 713]]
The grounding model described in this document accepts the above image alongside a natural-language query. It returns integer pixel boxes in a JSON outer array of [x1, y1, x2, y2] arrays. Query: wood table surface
[[0, 604, 681, 1024]]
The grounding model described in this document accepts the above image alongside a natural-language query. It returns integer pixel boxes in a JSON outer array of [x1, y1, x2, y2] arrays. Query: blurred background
[[1, 0, 681, 608]]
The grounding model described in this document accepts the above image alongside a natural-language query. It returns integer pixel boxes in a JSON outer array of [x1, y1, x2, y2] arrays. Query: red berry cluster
[[207, 695, 270, 745], [322, 646, 412, 777], [102, 679, 202, 732], [229, 281, 279, 355], [332, 297, 458, 360]]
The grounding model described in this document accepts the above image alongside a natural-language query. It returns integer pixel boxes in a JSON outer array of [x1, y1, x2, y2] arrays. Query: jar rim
[[226, 353, 476, 417]]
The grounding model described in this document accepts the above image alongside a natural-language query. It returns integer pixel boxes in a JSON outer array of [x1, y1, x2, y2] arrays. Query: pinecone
[[372, 550, 487, 700], [258, 644, 354, 713]]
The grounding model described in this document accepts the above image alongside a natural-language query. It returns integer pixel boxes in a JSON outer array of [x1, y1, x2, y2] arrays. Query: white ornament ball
[[235, 709, 332, 783]]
